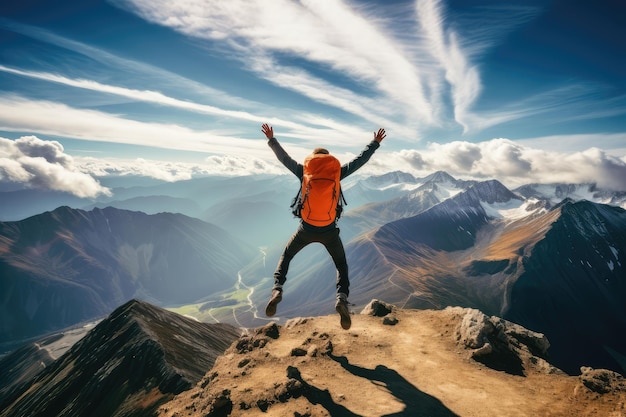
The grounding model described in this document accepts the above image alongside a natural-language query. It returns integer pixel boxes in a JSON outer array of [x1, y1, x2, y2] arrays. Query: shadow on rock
[[329, 355, 460, 417], [287, 365, 363, 417]]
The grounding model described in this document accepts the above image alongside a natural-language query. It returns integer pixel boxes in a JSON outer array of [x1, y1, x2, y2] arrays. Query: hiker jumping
[[261, 123, 386, 330]]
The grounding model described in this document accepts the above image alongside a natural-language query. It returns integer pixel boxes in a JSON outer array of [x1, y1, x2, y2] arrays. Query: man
[[261, 123, 386, 329]]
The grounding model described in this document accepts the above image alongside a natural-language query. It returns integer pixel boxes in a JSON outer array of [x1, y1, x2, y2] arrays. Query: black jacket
[[268, 137, 380, 180], [268, 137, 381, 231]]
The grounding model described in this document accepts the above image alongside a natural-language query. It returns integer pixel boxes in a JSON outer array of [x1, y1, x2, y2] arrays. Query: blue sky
[[0, 0, 625, 197]]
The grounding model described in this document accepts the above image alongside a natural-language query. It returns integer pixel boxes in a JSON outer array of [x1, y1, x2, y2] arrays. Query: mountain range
[[1, 171, 625, 378], [0, 206, 256, 350]]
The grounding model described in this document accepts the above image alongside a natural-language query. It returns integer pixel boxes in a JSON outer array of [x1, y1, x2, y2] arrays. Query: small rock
[[456, 309, 493, 349], [383, 315, 399, 325], [286, 365, 301, 380], [307, 345, 319, 357], [580, 367, 626, 394], [290, 347, 307, 357], [286, 317, 308, 328], [208, 389, 232, 415], [471, 342, 493, 358], [256, 322, 280, 339], [256, 399, 270, 412], [361, 299, 395, 317], [320, 340, 333, 355]]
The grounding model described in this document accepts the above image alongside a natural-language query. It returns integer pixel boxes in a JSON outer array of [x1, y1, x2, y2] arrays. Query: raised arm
[[262, 123, 303, 178], [340, 128, 385, 179]]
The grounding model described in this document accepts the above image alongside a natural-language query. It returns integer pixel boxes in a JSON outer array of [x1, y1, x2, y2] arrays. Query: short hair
[[313, 147, 329, 155]]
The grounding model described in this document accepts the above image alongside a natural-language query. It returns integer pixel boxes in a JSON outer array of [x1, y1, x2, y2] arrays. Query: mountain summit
[[157, 300, 625, 417]]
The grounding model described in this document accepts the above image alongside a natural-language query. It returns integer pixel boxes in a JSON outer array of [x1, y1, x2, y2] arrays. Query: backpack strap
[[335, 187, 348, 220], [290, 181, 303, 218]]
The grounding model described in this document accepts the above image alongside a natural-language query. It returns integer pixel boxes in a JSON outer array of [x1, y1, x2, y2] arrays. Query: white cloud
[[516, 133, 626, 156], [390, 138, 626, 191], [77, 155, 286, 180], [203, 155, 285, 176], [5, 134, 625, 196], [0, 136, 111, 198]]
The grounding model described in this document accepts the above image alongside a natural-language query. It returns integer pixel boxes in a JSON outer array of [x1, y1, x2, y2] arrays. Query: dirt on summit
[[158, 302, 625, 417]]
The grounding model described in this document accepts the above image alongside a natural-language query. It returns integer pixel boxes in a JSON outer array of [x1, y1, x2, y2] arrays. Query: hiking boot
[[335, 297, 352, 330], [265, 289, 283, 317]]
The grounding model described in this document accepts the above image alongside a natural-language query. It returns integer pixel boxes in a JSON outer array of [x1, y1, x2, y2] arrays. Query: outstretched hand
[[374, 128, 386, 143], [261, 123, 274, 140]]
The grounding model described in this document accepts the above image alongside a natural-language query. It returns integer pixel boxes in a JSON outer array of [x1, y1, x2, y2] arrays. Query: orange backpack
[[291, 153, 346, 227]]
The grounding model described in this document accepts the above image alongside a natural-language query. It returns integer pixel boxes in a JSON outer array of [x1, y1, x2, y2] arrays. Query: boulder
[[360, 299, 395, 317], [579, 367, 626, 394]]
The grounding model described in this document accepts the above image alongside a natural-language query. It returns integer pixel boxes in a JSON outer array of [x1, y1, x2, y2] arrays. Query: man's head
[[313, 147, 329, 155]]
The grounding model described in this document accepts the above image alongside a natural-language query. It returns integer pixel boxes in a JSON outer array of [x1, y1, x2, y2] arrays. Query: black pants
[[273, 223, 349, 297]]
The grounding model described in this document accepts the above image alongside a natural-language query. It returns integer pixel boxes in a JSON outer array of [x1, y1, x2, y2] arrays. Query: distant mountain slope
[[341, 171, 476, 240], [0, 206, 256, 345], [378, 180, 521, 251], [0, 299, 241, 417], [202, 190, 299, 247], [506, 200, 626, 374], [84, 195, 205, 219]]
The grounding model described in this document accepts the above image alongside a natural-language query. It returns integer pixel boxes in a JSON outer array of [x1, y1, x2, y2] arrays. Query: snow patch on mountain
[[480, 198, 546, 220], [432, 180, 465, 201]]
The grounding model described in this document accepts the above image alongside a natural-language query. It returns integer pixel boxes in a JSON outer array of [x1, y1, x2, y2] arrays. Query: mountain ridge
[[0, 206, 257, 347], [0, 299, 241, 417]]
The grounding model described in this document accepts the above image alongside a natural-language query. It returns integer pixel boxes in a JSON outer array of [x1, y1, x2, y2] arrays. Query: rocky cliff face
[[0, 299, 241, 417], [0, 206, 256, 346]]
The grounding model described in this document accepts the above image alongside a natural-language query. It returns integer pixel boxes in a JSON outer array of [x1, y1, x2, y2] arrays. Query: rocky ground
[[157, 301, 626, 417]]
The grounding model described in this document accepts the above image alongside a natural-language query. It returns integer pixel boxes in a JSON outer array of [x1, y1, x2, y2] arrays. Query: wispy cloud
[[0, 64, 280, 127], [0, 94, 266, 155], [0, 18, 251, 108], [416, 0, 480, 132], [110, 0, 558, 138], [460, 85, 626, 133], [0, 91, 381, 156], [4, 2, 619, 148], [114, 0, 435, 129]]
